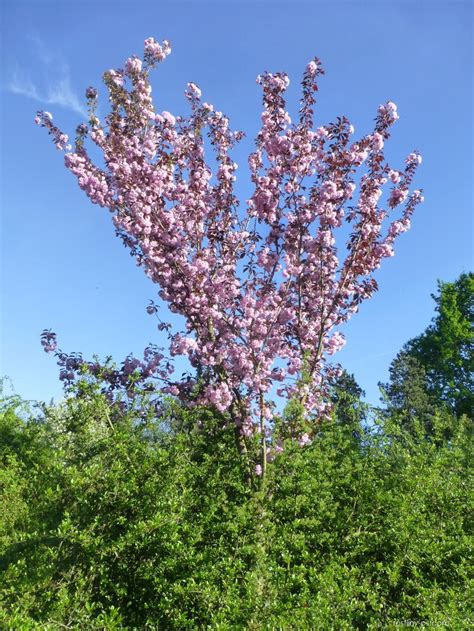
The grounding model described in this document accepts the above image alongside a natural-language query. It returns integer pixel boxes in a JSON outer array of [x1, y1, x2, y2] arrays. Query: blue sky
[[1, 0, 472, 406]]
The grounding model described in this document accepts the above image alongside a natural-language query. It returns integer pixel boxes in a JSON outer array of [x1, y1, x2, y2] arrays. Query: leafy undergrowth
[[1, 391, 472, 629]]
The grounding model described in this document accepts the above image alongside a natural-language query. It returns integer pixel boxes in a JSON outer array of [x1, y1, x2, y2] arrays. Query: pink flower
[[125, 56, 142, 75], [389, 188, 408, 208], [406, 152, 422, 165], [106, 69, 124, 87], [144, 37, 170, 63], [298, 433, 311, 447], [306, 60, 318, 76], [186, 82, 202, 99], [326, 332, 346, 356], [375, 242, 395, 258], [161, 111, 176, 126], [388, 169, 401, 183], [378, 101, 399, 123], [371, 132, 384, 152], [412, 189, 424, 203]]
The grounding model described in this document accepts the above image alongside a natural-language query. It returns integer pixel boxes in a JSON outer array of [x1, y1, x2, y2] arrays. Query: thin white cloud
[[26, 32, 56, 66], [8, 69, 87, 118], [8, 70, 40, 100], [44, 75, 86, 117], [6, 37, 87, 118]]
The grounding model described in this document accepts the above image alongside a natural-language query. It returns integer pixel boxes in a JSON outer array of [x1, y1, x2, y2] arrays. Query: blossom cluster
[[41, 329, 172, 414], [37, 38, 423, 464], [35, 111, 71, 150]]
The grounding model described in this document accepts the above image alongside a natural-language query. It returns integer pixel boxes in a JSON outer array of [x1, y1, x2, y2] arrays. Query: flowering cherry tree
[[37, 37, 423, 480]]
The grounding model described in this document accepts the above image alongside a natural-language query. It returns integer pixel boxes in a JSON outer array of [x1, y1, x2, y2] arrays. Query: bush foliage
[[1, 386, 472, 629]]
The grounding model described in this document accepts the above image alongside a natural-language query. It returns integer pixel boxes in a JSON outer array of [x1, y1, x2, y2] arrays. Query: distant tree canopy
[[382, 272, 473, 421]]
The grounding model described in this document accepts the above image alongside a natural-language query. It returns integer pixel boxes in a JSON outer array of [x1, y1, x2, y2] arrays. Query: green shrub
[[0, 391, 472, 629]]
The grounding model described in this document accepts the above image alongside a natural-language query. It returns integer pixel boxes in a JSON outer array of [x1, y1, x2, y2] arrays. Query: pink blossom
[[388, 188, 408, 208], [412, 190, 424, 203], [406, 152, 422, 165], [144, 37, 171, 63], [161, 111, 176, 125], [388, 169, 401, 183], [378, 101, 399, 123], [306, 60, 319, 76], [375, 242, 395, 258], [371, 132, 384, 152], [298, 433, 311, 447], [106, 69, 124, 87], [125, 56, 142, 75], [186, 82, 202, 99], [37, 39, 422, 466], [326, 332, 346, 355]]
